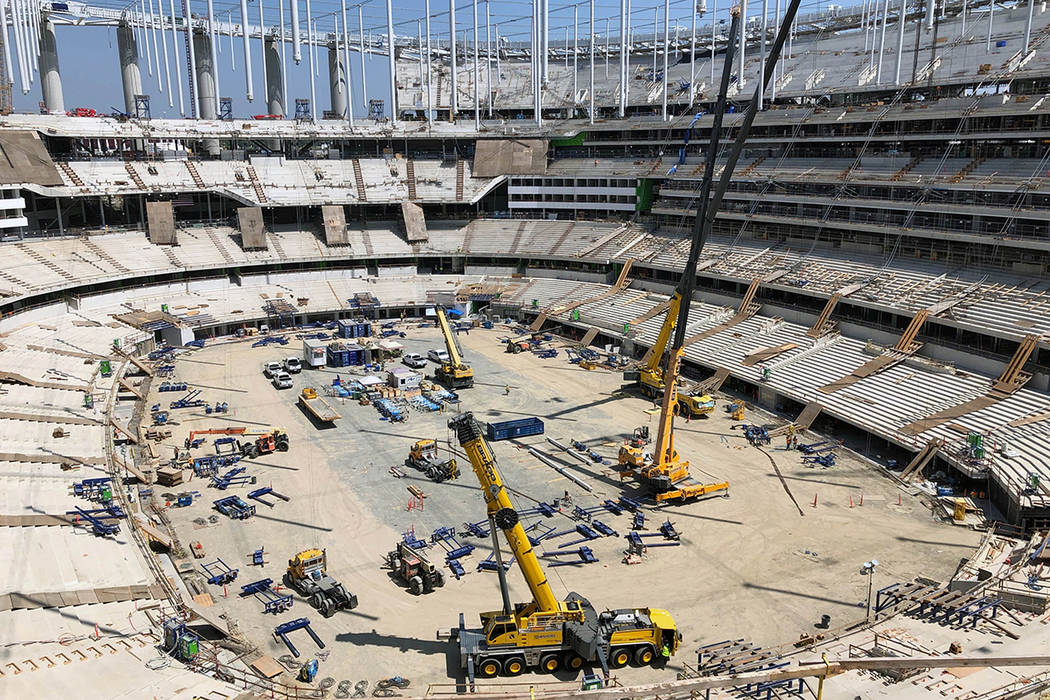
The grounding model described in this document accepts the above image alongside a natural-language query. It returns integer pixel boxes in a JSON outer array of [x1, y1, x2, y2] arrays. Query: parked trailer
[[302, 338, 327, 368], [486, 417, 545, 442], [298, 388, 341, 423]]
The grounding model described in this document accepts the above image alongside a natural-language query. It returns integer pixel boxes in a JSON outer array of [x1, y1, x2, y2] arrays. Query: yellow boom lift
[[623, 292, 716, 418], [434, 307, 474, 389], [444, 412, 680, 680], [618, 5, 753, 503]]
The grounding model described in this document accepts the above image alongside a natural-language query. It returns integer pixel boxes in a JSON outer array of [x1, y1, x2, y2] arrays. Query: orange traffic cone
[[812, 493, 818, 508], [849, 495, 854, 508]]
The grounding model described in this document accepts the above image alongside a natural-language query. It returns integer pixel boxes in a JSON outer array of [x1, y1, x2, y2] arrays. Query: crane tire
[[539, 653, 560, 674], [563, 652, 585, 672], [609, 648, 630, 669], [502, 657, 526, 676], [633, 646, 655, 666], [476, 657, 501, 678]]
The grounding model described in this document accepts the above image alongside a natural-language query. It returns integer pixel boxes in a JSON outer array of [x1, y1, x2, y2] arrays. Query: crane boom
[[449, 413, 559, 613], [643, 294, 682, 378], [436, 307, 465, 370]]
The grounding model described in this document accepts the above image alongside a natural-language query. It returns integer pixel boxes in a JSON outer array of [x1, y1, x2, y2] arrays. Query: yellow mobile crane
[[618, 5, 755, 503], [443, 412, 680, 680], [434, 307, 474, 389], [623, 292, 716, 418]]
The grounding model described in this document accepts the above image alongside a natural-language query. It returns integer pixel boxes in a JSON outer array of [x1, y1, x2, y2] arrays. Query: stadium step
[[123, 163, 146, 190], [83, 240, 130, 274], [948, 156, 985, 183], [352, 159, 368, 201], [890, 155, 922, 181], [204, 229, 235, 265], [184, 160, 206, 189], [57, 162, 84, 188], [245, 165, 268, 203], [406, 160, 417, 200], [17, 244, 76, 282], [739, 155, 766, 176]]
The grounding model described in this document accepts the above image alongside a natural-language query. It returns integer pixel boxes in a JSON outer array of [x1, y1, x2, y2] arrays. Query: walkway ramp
[[742, 343, 798, 366], [768, 402, 823, 438], [901, 334, 1042, 435], [806, 293, 841, 338], [900, 438, 943, 481], [693, 367, 731, 393], [546, 260, 634, 318], [820, 308, 931, 394]]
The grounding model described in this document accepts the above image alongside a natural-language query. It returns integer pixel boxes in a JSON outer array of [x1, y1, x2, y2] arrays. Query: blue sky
[[11, 0, 831, 117]]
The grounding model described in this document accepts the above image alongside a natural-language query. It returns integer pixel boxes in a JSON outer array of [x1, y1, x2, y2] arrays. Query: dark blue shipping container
[[328, 342, 365, 367], [337, 320, 372, 339], [487, 417, 545, 442]]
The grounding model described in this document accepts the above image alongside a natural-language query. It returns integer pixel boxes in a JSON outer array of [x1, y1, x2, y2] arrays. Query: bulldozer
[[406, 439, 458, 482], [387, 540, 446, 594], [284, 549, 358, 618], [240, 429, 289, 458]]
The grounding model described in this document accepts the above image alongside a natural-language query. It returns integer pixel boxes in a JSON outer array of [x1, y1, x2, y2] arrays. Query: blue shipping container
[[487, 417, 545, 442], [337, 320, 372, 339]]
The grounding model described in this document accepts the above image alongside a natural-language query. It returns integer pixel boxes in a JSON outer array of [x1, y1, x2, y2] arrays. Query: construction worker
[[661, 643, 671, 662], [504, 385, 511, 395]]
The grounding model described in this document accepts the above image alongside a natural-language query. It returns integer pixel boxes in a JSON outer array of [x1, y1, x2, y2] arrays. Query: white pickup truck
[[262, 361, 283, 378]]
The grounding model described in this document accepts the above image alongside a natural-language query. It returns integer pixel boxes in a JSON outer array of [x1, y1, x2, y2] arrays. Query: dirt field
[[155, 322, 981, 691]]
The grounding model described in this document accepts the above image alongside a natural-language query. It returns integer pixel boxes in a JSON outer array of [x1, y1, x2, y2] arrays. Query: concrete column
[[193, 31, 217, 120], [117, 23, 143, 115], [38, 19, 63, 114], [328, 44, 347, 118], [193, 31, 219, 154], [265, 39, 284, 116]]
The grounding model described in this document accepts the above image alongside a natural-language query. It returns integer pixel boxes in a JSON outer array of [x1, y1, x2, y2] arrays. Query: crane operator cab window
[[486, 616, 516, 644]]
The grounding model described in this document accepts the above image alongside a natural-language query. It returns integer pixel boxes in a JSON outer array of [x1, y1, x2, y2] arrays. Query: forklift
[[240, 430, 290, 458]]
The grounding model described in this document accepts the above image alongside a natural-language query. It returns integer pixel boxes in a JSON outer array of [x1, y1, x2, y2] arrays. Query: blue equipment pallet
[[214, 495, 256, 519], [273, 618, 325, 658], [66, 505, 124, 536], [202, 558, 239, 585], [240, 578, 293, 614]]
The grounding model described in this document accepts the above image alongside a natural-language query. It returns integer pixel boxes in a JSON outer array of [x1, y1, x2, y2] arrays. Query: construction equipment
[[434, 307, 474, 389], [214, 495, 256, 519], [298, 387, 341, 424], [406, 439, 459, 482], [248, 486, 291, 506], [273, 618, 325, 658], [240, 578, 294, 614], [66, 505, 124, 536], [210, 467, 256, 490], [72, 477, 113, 503], [387, 540, 446, 594], [616, 8, 751, 503], [239, 430, 290, 458], [202, 558, 239, 585], [726, 402, 747, 421], [443, 412, 680, 679], [622, 294, 716, 419], [284, 549, 358, 618], [185, 427, 248, 450], [169, 390, 206, 410]]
